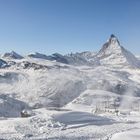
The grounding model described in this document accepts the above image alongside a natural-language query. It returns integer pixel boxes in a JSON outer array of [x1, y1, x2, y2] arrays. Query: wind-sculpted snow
[[1, 58, 140, 110], [0, 72, 23, 84], [53, 111, 114, 125], [0, 63, 86, 108], [70, 90, 120, 106], [44, 80, 86, 107]]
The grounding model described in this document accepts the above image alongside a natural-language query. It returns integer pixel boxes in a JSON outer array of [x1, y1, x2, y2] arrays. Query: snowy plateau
[[0, 35, 140, 140]]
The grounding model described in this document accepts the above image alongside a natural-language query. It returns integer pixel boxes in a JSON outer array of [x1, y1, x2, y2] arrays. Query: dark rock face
[[17, 61, 50, 70], [0, 59, 7, 68]]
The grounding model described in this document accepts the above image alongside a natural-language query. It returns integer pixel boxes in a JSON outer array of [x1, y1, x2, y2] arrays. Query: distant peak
[[2, 51, 23, 59], [11, 51, 17, 55]]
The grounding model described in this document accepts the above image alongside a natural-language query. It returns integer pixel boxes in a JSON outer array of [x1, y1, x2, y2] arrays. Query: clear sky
[[0, 0, 140, 55]]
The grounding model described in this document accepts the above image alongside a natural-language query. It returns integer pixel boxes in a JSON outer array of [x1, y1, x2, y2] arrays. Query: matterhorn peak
[[96, 34, 140, 68], [97, 34, 122, 58]]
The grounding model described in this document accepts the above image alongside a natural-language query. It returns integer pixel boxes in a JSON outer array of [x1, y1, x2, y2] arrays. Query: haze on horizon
[[0, 0, 140, 55]]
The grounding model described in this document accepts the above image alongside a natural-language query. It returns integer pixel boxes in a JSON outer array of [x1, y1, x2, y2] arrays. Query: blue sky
[[0, 0, 140, 55]]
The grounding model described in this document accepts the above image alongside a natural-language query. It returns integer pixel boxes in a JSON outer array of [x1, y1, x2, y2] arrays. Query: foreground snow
[[111, 129, 140, 140], [0, 108, 140, 139]]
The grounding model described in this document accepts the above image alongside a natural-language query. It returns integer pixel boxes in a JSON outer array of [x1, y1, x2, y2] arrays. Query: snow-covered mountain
[[28, 52, 49, 59], [2, 35, 138, 68], [96, 34, 140, 68], [25, 35, 140, 68], [2, 51, 24, 59], [64, 51, 100, 65], [28, 51, 99, 65]]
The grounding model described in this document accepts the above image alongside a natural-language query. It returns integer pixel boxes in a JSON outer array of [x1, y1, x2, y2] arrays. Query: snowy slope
[[111, 128, 140, 140]]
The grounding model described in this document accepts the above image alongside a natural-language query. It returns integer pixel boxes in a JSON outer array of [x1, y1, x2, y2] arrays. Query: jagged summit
[[108, 34, 120, 46], [2, 51, 23, 59], [96, 34, 140, 68], [98, 34, 121, 58]]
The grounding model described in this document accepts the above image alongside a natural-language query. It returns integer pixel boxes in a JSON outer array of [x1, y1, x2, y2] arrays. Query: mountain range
[[1, 34, 139, 68]]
